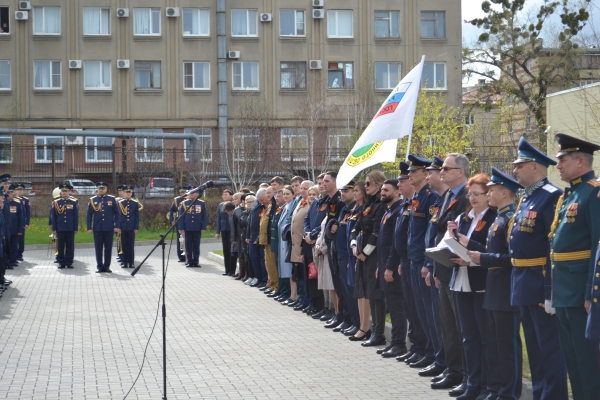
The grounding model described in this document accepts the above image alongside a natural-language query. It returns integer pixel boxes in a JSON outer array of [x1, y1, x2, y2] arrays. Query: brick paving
[[0, 240, 450, 399]]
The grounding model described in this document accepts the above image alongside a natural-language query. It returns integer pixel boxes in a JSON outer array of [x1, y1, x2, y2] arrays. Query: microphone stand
[[130, 194, 202, 400]]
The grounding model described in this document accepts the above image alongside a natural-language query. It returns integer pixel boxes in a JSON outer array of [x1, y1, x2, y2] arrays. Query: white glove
[[544, 300, 555, 315]]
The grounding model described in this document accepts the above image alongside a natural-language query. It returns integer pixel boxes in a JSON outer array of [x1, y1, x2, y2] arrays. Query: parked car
[[53, 179, 97, 196], [17, 182, 36, 196], [136, 177, 176, 199]]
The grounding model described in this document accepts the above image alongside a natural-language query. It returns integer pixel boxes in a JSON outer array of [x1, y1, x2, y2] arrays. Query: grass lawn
[[24, 216, 216, 245], [213, 250, 224, 256]]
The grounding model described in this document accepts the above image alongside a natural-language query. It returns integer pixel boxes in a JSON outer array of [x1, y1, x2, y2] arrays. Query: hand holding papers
[[444, 237, 479, 266]]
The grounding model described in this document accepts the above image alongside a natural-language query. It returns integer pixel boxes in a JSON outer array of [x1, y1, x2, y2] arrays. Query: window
[[280, 62, 306, 90], [327, 10, 353, 38], [232, 62, 258, 90], [134, 8, 160, 35], [231, 9, 257, 36], [232, 128, 260, 161], [464, 115, 474, 127], [328, 132, 352, 160], [34, 61, 61, 89], [86, 137, 113, 162], [135, 130, 163, 162], [183, 8, 209, 36], [0, 60, 10, 90], [328, 62, 353, 89], [84, 61, 111, 90], [83, 7, 110, 35], [35, 136, 63, 163], [281, 128, 308, 161], [33, 7, 61, 35], [374, 11, 399, 38], [422, 62, 446, 90], [375, 62, 400, 90], [184, 128, 212, 161], [0, 135, 11, 163], [420, 11, 445, 38], [184, 62, 210, 90], [280, 10, 305, 36], [135, 61, 161, 89], [0, 7, 10, 34]]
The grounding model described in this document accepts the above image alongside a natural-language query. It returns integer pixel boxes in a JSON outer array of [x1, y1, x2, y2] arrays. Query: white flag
[[337, 56, 425, 187]]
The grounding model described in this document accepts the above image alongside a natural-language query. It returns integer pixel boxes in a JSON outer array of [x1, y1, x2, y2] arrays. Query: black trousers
[[185, 231, 201, 264], [370, 297, 386, 338], [439, 279, 466, 377], [56, 231, 75, 265], [93, 231, 114, 270], [18, 230, 25, 258], [8, 234, 19, 266], [220, 230, 232, 273], [0, 253, 6, 285], [121, 230, 135, 264], [385, 291, 407, 347], [486, 309, 522, 400]]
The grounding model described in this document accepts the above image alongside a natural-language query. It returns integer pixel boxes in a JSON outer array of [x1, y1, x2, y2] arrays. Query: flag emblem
[[373, 82, 411, 119], [346, 142, 384, 167]]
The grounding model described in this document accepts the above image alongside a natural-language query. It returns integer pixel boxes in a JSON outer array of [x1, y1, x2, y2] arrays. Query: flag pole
[[405, 132, 412, 162]]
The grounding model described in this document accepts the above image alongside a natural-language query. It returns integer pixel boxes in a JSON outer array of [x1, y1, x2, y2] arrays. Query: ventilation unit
[[19, 1, 31, 10], [69, 60, 82, 69], [309, 60, 322, 70], [166, 7, 180, 17], [260, 13, 272, 22], [228, 51, 240, 59], [116, 8, 129, 18], [65, 136, 84, 145], [313, 0, 324, 7], [312, 9, 324, 19], [117, 60, 130, 69], [15, 10, 28, 20]]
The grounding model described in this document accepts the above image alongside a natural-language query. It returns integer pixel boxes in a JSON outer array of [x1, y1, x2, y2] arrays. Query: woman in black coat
[[350, 171, 388, 345], [239, 195, 255, 282], [448, 173, 496, 400]]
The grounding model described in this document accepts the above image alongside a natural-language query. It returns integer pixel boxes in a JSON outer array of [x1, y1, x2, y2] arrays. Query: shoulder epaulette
[[12, 198, 20, 203], [587, 179, 600, 188], [54, 196, 61, 199], [106, 194, 116, 198], [115, 197, 121, 201], [69, 196, 78, 200], [22, 196, 28, 200], [197, 199, 205, 203], [90, 195, 98, 199]]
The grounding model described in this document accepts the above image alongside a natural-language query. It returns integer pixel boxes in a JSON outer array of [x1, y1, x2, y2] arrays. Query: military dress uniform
[[170, 187, 189, 262], [178, 194, 207, 267], [509, 137, 567, 400], [117, 186, 142, 269], [550, 134, 600, 400], [6, 185, 23, 268], [15, 183, 30, 261], [587, 242, 600, 341], [0, 175, 12, 284], [115, 185, 124, 264], [86, 182, 120, 273], [51, 184, 79, 268]]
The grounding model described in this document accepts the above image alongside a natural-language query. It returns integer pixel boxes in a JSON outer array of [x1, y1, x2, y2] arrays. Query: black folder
[[425, 247, 458, 268]]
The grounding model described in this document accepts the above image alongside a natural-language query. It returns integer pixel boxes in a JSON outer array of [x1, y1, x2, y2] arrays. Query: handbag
[[308, 261, 318, 279]]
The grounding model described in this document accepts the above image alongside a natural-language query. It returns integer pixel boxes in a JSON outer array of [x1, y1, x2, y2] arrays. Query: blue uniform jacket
[[377, 199, 403, 292], [334, 201, 355, 271], [407, 184, 439, 262], [51, 196, 79, 232], [246, 203, 264, 244], [509, 178, 562, 305], [586, 242, 600, 340], [169, 196, 185, 223], [7, 197, 23, 236], [393, 198, 412, 262], [304, 195, 329, 241], [0, 209, 4, 255], [118, 199, 141, 231], [216, 201, 232, 233], [2, 197, 11, 239], [86, 195, 120, 231], [425, 192, 445, 271], [551, 171, 600, 307], [17, 196, 31, 226], [178, 199, 207, 232], [468, 204, 518, 312]]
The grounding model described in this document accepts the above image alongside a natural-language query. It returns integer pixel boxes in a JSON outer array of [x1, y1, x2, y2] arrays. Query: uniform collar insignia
[[524, 177, 546, 197]]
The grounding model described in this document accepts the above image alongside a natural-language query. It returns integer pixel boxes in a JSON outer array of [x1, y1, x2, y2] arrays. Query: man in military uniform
[[0, 175, 12, 280], [467, 167, 524, 400], [5, 185, 23, 269], [170, 186, 189, 262], [587, 243, 600, 344], [511, 137, 568, 400], [115, 185, 124, 264], [178, 187, 207, 268], [87, 182, 120, 273], [118, 185, 141, 269], [405, 155, 445, 372], [0, 185, 8, 297], [550, 133, 600, 400], [14, 183, 30, 262], [51, 183, 79, 269]]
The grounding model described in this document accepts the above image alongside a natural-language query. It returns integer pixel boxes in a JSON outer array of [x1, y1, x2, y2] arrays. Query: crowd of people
[[214, 134, 600, 400]]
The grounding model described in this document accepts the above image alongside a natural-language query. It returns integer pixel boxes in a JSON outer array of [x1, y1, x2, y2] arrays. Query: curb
[[207, 252, 535, 399], [25, 238, 222, 251]]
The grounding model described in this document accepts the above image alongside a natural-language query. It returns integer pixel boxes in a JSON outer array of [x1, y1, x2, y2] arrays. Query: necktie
[[440, 190, 452, 214]]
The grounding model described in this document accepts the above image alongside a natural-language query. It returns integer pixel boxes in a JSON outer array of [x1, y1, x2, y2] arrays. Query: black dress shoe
[[303, 305, 314, 314], [178, 259, 186, 263], [324, 318, 341, 329], [106, 269, 112, 273], [409, 356, 434, 368], [67, 265, 74, 269], [257, 283, 266, 288], [58, 265, 66, 269], [320, 310, 335, 322], [95, 270, 102, 273], [431, 369, 449, 382], [287, 300, 299, 307], [361, 335, 386, 347], [449, 382, 468, 397], [349, 329, 371, 341], [343, 326, 359, 336], [404, 353, 423, 364], [430, 374, 463, 389], [294, 303, 308, 311], [277, 296, 289, 303], [333, 321, 351, 332], [376, 344, 393, 355], [396, 351, 414, 362], [419, 364, 445, 377], [222, 272, 229, 276], [382, 346, 408, 358], [267, 290, 281, 297], [260, 286, 270, 292], [312, 309, 326, 319]]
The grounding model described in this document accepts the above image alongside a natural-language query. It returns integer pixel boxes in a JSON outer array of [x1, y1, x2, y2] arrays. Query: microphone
[[184, 181, 215, 196]]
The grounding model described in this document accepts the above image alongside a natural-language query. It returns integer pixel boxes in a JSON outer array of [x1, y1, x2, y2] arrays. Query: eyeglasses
[[364, 182, 371, 187], [467, 192, 488, 198], [245, 201, 254, 204], [441, 166, 462, 172]]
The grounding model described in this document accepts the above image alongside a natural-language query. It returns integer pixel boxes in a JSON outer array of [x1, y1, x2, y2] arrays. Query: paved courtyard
[[0, 240, 450, 399]]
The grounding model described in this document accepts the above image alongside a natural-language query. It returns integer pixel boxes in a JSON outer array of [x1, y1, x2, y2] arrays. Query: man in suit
[[118, 185, 142, 269], [51, 183, 79, 269], [178, 187, 207, 268], [86, 182, 120, 273], [511, 137, 568, 400], [435, 153, 470, 396], [171, 186, 189, 262], [14, 183, 30, 262], [5, 185, 23, 269], [550, 134, 600, 400], [467, 167, 524, 400], [216, 189, 234, 275]]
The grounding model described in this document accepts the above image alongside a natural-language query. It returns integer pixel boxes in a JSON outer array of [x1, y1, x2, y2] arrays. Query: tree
[[463, 0, 592, 145]]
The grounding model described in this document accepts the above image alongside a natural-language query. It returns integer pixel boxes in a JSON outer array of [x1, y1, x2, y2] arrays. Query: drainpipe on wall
[[217, 0, 228, 172]]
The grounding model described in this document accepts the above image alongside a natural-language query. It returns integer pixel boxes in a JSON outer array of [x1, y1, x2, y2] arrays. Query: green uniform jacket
[[551, 171, 600, 307]]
